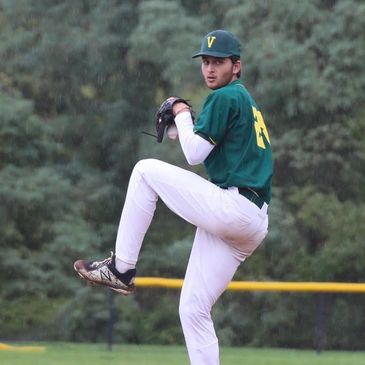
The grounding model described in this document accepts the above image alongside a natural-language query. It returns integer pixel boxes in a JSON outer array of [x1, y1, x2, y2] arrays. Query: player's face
[[201, 56, 241, 90]]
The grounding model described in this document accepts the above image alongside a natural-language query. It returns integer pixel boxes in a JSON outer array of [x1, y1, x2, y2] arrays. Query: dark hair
[[230, 56, 241, 78]]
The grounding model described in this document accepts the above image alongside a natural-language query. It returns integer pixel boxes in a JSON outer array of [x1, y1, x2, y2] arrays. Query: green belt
[[238, 187, 265, 209]]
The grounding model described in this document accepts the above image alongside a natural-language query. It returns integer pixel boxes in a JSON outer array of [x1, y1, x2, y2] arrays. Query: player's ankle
[[115, 257, 135, 274]]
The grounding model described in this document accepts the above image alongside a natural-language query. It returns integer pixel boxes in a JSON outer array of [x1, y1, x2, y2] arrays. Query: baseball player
[[74, 30, 273, 365]]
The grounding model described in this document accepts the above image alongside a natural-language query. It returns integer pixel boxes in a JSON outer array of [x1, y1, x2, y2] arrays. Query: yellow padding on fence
[[0, 343, 46, 352], [135, 278, 365, 293]]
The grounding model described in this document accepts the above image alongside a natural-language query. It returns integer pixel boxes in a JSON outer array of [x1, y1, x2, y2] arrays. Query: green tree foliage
[[129, 0, 203, 86], [0, 87, 102, 338], [0, 0, 364, 350]]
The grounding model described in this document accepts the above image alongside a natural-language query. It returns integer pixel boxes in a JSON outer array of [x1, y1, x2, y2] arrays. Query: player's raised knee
[[133, 158, 159, 174]]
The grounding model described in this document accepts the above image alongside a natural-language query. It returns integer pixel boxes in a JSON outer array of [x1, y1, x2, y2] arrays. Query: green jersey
[[193, 80, 273, 203]]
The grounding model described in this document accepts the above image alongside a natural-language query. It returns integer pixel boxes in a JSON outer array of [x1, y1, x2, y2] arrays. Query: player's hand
[[155, 97, 192, 143]]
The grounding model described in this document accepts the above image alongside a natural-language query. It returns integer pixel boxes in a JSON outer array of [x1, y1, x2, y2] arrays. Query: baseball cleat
[[74, 252, 136, 296]]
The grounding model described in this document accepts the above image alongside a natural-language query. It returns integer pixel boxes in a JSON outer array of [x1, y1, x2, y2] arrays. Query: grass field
[[1, 342, 364, 365]]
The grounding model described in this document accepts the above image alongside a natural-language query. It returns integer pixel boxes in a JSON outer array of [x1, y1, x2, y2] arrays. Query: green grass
[[1, 343, 364, 365]]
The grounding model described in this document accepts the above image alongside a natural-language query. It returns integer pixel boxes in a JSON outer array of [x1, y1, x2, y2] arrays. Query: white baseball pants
[[115, 159, 268, 365]]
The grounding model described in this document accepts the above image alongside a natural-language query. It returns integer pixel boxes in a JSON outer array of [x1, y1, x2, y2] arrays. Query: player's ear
[[233, 59, 241, 78]]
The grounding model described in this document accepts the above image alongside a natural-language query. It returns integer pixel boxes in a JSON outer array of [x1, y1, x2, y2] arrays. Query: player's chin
[[205, 80, 219, 90]]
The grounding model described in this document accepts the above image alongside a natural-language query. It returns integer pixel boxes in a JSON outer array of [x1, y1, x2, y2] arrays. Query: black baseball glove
[[155, 97, 192, 143]]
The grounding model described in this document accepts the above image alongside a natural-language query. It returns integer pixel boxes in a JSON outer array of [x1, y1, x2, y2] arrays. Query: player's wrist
[[173, 103, 191, 116]]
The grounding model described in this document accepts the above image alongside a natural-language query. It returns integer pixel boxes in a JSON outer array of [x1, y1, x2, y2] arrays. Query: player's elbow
[[185, 154, 205, 166], [180, 134, 213, 165]]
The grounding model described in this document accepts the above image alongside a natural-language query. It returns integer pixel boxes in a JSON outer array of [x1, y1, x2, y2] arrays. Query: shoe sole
[[74, 261, 135, 296]]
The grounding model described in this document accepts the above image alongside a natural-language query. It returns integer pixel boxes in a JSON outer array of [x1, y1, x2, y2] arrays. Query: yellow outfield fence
[[2, 279, 363, 353], [135, 277, 365, 293], [0, 343, 46, 352]]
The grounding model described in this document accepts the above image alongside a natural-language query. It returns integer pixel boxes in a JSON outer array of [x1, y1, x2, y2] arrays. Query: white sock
[[115, 257, 135, 274]]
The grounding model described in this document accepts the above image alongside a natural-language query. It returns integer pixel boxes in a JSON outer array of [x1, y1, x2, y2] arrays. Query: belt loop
[[261, 203, 268, 215]]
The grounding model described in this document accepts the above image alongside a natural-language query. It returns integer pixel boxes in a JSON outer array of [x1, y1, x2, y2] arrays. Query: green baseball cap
[[192, 30, 241, 59]]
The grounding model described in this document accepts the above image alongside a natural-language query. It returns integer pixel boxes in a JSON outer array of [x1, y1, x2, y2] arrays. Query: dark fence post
[[314, 293, 327, 354], [107, 290, 116, 351]]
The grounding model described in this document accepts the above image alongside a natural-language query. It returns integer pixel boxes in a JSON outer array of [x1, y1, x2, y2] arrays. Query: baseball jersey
[[193, 80, 273, 203]]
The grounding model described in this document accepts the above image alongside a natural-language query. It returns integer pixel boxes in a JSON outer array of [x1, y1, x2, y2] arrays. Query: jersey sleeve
[[193, 91, 234, 145]]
